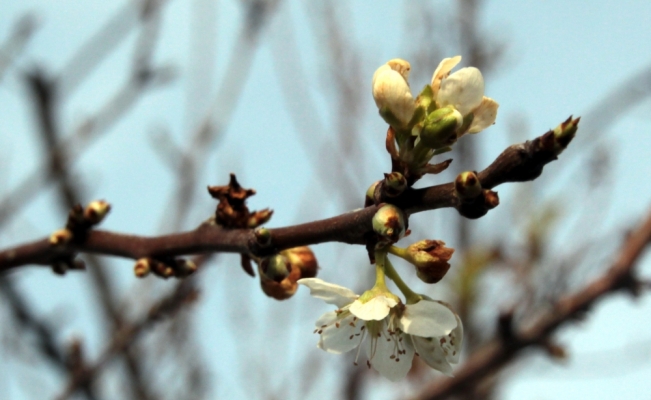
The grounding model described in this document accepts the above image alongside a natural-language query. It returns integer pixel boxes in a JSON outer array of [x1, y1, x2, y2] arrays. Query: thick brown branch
[[412, 205, 651, 400], [0, 127, 573, 271]]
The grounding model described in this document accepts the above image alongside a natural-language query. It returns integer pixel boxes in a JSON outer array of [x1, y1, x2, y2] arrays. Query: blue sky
[[1, 1, 651, 399]]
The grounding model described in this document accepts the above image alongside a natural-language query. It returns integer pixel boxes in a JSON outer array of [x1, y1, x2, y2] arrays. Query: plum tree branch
[[0, 124, 574, 272]]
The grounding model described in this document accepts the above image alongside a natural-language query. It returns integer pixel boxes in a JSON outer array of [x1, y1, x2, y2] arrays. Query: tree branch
[[411, 204, 651, 400], [0, 125, 574, 272]]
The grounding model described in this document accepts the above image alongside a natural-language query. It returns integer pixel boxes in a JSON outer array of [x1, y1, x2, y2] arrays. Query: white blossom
[[431, 56, 498, 132], [372, 59, 416, 128], [299, 278, 463, 380]]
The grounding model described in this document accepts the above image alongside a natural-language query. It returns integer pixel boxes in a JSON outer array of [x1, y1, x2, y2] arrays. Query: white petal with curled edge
[[468, 96, 499, 133], [317, 313, 360, 354], [398, 300, 458, 338], [372, 68, 415, 127], [366, 326, 415, 381], [349, 295, 397, 321], [437, 67, 485, 116], [314, 310, 338, 327], [431, 56, 462, 97], [411, 336, 454, 376], [445, 314, 464, 363], [298, 278, 357, 308]]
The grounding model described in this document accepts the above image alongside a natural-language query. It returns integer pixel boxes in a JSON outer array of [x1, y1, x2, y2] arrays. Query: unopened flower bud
[[418, 106, 463, 149], [175, 259, 198, 277], [49, 229, 73, 246], [483, 189, 500, 209], [254, 227, 272, 247], [260, 254, 291, 282], [455, 171, 482, 199], [162, 266, 175, 278], [372, 59, 415, 128], [247, 208, 273, 228], [415, 84, 435, 113], [406, 240, 454, 283], [372, 204, 406, 243], [383, 172, 407, 197], [552, 116, 580, 155], [365, 180, 380, 207], [134, 258, 151, 278], [259, 255, 301, 301], [281, 246, 318, 279], [83, 200, 111, 225]]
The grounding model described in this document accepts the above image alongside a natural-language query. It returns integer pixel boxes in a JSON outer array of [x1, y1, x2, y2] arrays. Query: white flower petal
[[398, 300, 458, 338], [445, 314, 464, 364], [372, 63, 415, 127], [411, 336, 454, 376], [468, 96, 499, 133], [317, 313, 361, 354], [437, 67, 485, 116], [298, 278, 357, 308], [366, 324, 415, 381], [349, 296, 397, 321], [431, 56, 462, 98], [314, 310, 338, 327]]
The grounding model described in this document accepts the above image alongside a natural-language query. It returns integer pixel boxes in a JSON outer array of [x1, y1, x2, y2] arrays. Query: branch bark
[[0, 126, 572, 272]]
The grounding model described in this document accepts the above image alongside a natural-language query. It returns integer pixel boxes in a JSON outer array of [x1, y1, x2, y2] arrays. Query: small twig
[[0, 276, 98, 399], [54, 280, 198, 400]]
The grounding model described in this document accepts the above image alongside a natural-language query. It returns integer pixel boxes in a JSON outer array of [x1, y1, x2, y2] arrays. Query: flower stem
[[388, 245, 410, 261], [384, 256, 422, 304], [411, 138, 433, 167], [373, 250, 389, 290]]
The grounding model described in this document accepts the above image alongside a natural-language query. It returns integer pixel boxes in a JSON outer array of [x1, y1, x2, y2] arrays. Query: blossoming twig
[[0, 121, 577, 273]]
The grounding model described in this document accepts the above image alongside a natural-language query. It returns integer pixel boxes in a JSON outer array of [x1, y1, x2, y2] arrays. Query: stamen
[[354, 328, 367, 365]]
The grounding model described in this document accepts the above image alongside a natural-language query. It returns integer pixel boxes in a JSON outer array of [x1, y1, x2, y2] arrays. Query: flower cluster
[[299, 271, 462, 380], [372, 56, 498, 180], [295, 57, 490, 380], [298, 204, 461, 380]]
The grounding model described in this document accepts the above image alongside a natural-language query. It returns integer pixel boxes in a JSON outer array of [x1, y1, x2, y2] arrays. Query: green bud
[[254, 227, 272, 247], [260, 254, 291, 282], [372, 204, 406, 243], [455, 171, 482, 199], [552, 116, 580, 155], [365, 180, 380, 206], [418, 106, 463, 149], [383, 172, 407, 197]]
